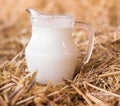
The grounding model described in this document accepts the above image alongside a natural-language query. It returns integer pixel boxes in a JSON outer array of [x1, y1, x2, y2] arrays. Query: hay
[[0, 22, 120, 106]]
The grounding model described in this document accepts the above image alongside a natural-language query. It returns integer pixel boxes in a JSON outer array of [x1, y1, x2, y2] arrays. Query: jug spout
[[26, 8, 75, 28], [25, 8, 41, 17]]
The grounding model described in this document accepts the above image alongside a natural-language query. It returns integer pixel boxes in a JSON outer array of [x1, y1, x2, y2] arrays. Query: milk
[[25, 27, 78, 84]]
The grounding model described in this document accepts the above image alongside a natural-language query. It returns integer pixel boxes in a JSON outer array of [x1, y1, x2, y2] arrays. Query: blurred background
[[0, 0, 120, 29], [0, 0, 120, 64]]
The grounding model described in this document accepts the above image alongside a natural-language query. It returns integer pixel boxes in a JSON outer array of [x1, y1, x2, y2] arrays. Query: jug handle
[[75, 21, 95, 64]]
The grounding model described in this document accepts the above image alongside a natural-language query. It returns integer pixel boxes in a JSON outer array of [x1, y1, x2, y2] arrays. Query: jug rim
[[29, 13, 74, 19], [27, 8, 75, 28], [26, 8, 74, 20]]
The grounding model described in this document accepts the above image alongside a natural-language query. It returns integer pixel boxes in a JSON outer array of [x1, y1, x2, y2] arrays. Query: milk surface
[[25, 27, 78, 84]]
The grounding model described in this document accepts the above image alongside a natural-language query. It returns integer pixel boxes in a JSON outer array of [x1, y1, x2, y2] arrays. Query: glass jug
[[25, 8, 94, 84]]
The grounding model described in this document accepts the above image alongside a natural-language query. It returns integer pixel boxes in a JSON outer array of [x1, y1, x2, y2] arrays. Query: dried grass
[[0, 21, 120, 106]]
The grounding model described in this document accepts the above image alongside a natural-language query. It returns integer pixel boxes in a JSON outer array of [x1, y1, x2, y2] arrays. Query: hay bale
[[0, 26, 120, 106], [0, 1, 120, 105]]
